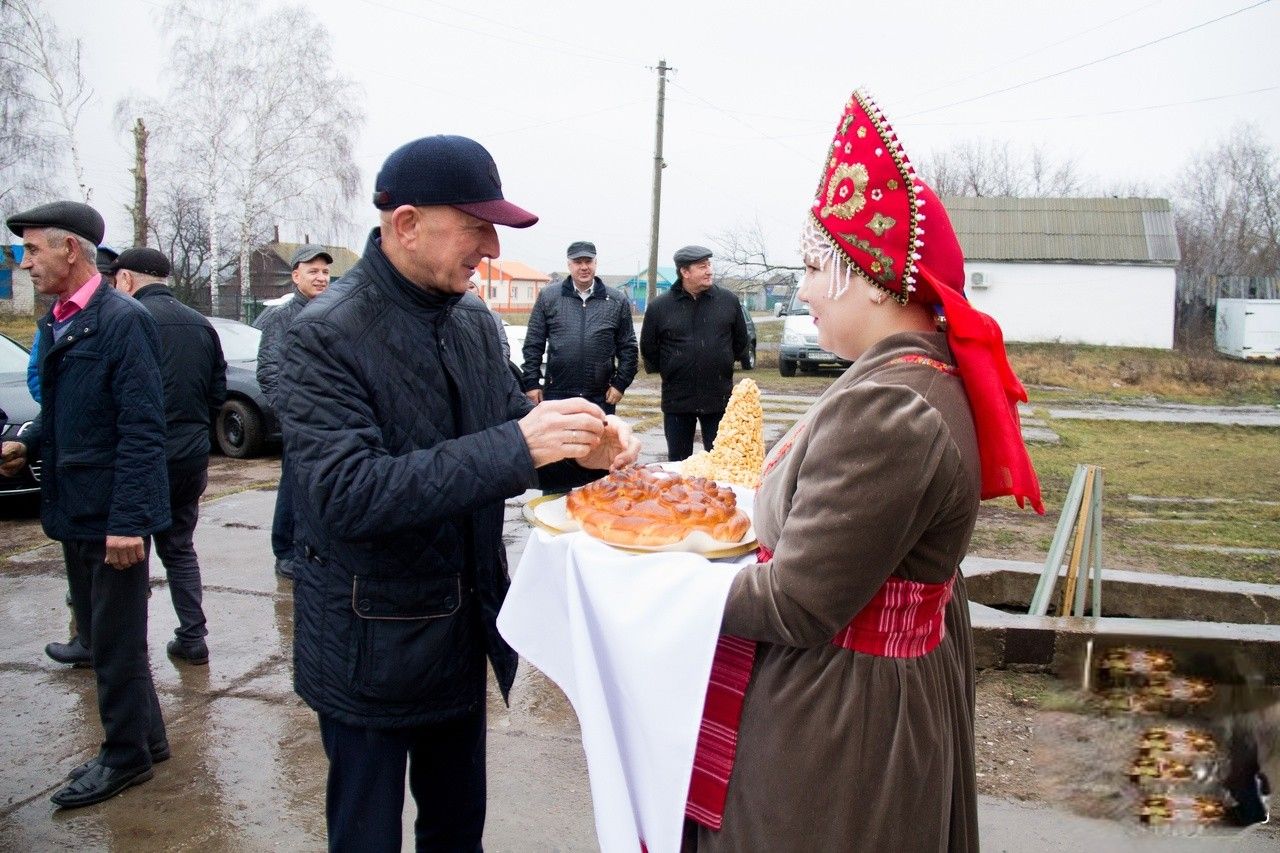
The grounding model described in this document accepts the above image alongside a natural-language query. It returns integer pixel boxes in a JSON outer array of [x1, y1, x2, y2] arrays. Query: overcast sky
[[40, 0, 1280, 276]]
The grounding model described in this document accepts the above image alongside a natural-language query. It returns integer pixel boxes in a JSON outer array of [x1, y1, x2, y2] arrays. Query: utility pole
[[129, 118, 149, 246], [646, 59, 671, 309]]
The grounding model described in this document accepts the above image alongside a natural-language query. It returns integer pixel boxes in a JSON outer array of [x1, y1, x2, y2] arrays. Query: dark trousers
[[64, 539, 166, 770], [663, 411, 723, 462], [153, 460, 209, 644], [544, 390, 616, 416], [271, 449, 295, 562], [319, 711, 486, 853]]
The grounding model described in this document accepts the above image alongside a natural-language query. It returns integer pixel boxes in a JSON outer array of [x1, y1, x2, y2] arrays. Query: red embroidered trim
[[891, 353, 959, 375], [686, 543, 955, 830]]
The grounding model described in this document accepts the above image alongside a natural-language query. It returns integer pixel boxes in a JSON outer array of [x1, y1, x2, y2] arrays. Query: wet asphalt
[[3, 401, 1279, 851]]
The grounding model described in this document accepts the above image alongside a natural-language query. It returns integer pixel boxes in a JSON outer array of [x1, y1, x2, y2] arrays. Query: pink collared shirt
[[51, 273, 102, 323]]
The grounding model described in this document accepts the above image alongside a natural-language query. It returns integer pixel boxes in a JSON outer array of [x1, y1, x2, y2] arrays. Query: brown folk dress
[[690, 331, 982, 852]]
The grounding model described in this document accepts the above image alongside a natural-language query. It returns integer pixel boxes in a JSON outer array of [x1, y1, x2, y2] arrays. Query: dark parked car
[[739, 303, 758, 370], [0, 333, 40, 497], [209, 317, 280, 459]]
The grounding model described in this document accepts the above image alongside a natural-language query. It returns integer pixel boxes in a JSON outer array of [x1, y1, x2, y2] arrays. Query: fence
[[1175, 274, 1280, 348]]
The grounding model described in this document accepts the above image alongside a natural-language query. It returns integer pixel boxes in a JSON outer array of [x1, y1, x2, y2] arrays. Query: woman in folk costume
[[681, 90, 1044, 852]]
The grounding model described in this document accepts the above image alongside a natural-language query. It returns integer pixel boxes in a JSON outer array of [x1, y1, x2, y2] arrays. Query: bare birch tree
[[916, 138, 1086, 197], [1174, 124, 1280, 277], [150, 0, 363, 318], [0, 0, 92, 203]]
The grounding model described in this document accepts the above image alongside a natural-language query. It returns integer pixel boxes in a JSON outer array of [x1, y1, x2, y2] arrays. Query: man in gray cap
[[1, 201, 171, 808], [277, 135, 639, 851], [253, 244, 333, 579], [521, 240, 637, 414], [112, 247, 227, 666], [640, 244, 750, 461]]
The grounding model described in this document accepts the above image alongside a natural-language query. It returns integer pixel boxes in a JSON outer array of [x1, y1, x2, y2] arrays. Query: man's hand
[[525, 389, 543, 405], [0, 441, 27, 477], [105, 535, 145, 570], [518, 398, 607, 467], [577, 415, 641, 471], [605, 387, 623, 406]]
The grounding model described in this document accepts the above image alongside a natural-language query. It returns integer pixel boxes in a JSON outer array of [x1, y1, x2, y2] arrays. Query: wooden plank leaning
[[1028, 464, 1087, 616]]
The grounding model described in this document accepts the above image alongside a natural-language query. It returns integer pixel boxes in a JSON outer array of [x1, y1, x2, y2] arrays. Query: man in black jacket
[[254, 244, 332, 579], [521, 240, 637, 414], [113, 247, 228, 665], [278, 135, 639, 852], [640, 244, 750, 461], [2, 202, 170, 809]]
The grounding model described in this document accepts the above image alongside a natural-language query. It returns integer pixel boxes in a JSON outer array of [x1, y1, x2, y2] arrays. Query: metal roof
[[941, 196, 1181, 265]]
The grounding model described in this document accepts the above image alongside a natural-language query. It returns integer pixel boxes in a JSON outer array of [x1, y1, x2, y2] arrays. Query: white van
[[777, 288, 851, 376]]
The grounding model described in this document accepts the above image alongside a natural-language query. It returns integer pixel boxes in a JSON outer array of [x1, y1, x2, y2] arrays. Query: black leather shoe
[[51, 762, 153, 808], [274, 557, 296, 579], [166, 638, 209, 666], [69, 741, 170, 781], [45, 638, 91, 667]]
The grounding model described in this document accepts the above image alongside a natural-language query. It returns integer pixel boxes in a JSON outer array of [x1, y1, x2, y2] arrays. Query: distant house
[[1, 246, 34, 314], [474, 259, 552, 311], [244, 238, 360, 304], [944, 197, 1180, 349], [621, 267, 676, 312]]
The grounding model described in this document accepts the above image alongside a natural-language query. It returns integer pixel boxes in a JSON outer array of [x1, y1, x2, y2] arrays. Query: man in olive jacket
[[1, 202, 170, 809], [640, 244, 750, 461], [277, 136, 639, 851]]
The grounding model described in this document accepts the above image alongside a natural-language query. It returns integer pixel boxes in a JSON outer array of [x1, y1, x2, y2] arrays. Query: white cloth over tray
[[497, 529, 752, 853]]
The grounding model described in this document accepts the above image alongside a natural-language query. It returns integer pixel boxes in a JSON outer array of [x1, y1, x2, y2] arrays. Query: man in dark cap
[[520, 240, 637, 415], [277, 135, 639, 851], [112, 247, 227, 665], [253, 244, 332, 579], [0, 202, 171, 808], [640, 244, 750, 461]]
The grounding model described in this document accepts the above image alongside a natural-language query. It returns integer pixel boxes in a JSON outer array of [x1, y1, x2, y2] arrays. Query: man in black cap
[[113, 247, 227, 665], [0, 202, 171, 808], [277, 135, 640, 851], [253, 244, 332, 579], [520, 240, 637, 415], [640, 244, 750, 461]]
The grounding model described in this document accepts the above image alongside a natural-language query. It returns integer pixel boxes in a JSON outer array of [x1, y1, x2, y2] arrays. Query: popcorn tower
[[681, 378, 765, 489]]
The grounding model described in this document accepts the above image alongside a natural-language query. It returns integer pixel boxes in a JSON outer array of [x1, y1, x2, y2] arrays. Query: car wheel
[[216, 398, 265, 459], [800, 363, 818, 374], [779, 358, 797, 377], [741, 347, 756, 371]]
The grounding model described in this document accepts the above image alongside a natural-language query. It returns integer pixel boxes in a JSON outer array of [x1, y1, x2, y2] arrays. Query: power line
[[903, 84, 1280, 126], [902, 0, 1276, 118], [900, 0, 1165, 105], [667, 80, 813, 162]]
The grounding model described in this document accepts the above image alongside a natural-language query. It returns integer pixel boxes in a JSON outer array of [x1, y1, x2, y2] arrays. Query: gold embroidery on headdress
[[867, 212, 896, 237], [820, 162, 868, 220]]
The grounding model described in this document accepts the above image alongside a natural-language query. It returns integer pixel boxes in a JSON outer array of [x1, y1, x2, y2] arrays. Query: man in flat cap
[[521, 240, 637, 415], [276, 135, 639, 850], [0, 202, 171, 808], [112, 247, 227, 666], [640, 244, 750, 461], [253, 244, 332, 580]]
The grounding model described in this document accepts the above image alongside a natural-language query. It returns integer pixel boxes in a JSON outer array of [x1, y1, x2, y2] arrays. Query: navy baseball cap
[[372, 135, 538, 229]]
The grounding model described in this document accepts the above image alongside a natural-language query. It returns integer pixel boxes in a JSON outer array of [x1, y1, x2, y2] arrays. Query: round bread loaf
[[566, 467, 750, 548]]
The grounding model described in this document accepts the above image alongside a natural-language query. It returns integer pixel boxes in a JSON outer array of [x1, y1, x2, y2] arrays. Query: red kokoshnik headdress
[[808, 89, 1044, 513]]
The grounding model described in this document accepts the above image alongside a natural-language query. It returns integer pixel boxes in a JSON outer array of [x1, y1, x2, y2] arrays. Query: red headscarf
[[809, 90, 1044, 513]]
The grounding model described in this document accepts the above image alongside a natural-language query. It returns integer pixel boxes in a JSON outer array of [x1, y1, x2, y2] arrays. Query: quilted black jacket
[[133, 283, 227, 464], [253, 288, 311, 412], [278, 230, 600, 729], [640, 282, 750, 414], [22, 281, 171, 541], [520, 278, 637, 404]]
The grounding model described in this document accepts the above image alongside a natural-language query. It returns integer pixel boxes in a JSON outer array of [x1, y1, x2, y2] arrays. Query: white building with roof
[[944, 197, 1180, 349]]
